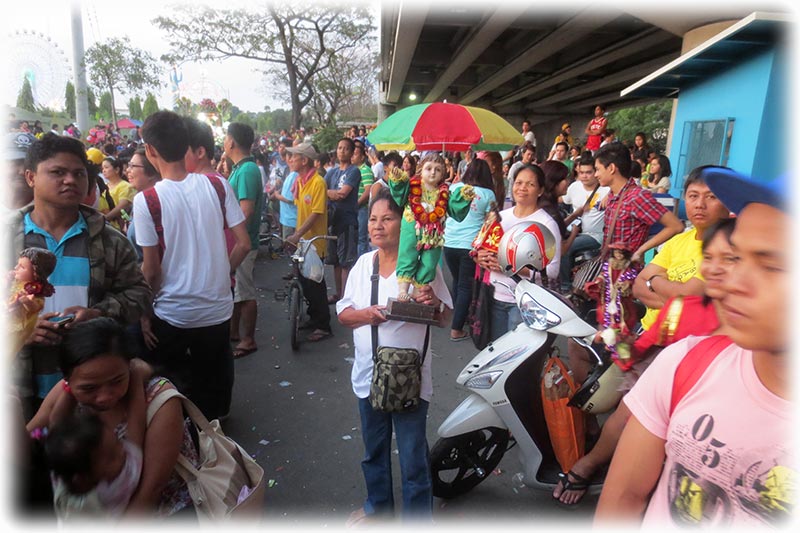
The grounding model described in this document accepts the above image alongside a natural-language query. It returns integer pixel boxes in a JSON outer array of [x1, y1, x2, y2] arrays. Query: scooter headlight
[[465, 371, 504, 389], [519, 292, 561, 330]]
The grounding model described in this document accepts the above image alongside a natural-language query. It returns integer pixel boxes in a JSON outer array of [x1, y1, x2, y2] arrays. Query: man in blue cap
[[596, 169, 793, 527]]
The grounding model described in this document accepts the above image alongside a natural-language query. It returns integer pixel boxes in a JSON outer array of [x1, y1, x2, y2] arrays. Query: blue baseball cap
[[702, 167, 786, 214]]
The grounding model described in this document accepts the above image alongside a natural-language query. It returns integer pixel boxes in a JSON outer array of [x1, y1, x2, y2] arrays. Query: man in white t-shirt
[[596, 169, 791, 527], [520, 119, 536, 150], [368, 148, 384, 183], [506, 142, 536, 191], [559, 153, 609, 291], [134, 110, 251, 420]]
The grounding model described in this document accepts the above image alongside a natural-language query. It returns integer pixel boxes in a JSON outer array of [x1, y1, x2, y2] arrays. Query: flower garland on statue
[[599, 259, 638, 363], [407, 176, 449, 250]]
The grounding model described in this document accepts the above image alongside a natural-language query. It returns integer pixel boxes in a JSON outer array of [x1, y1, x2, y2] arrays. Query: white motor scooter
[[431, 222, 624, 499]]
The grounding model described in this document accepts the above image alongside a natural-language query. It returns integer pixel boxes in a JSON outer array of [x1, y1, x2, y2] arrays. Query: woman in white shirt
[[641, 154, 672, 194], [337, 187, 453, 525], [473, 164, 561, 341]]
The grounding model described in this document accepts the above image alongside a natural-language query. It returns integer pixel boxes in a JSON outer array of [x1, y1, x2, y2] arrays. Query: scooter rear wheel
[[430, 427, 510, 499]]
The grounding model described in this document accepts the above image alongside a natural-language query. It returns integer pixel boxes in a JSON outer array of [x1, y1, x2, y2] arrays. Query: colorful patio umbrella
[[366, 102, 523, 152], [116, 118, 142, 129]]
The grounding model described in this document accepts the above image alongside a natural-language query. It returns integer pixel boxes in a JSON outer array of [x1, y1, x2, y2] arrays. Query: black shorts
[[325, 225, 358, 269]]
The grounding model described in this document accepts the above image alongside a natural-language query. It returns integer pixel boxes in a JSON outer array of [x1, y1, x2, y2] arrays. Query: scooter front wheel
[[430, 427, 510, 499]]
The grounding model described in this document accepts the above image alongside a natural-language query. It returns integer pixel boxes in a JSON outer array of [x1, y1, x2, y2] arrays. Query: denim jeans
[[443, 247, 476, 331], [490, 299, 522, 342], [357, 206, 369, 256], [560, 233, 601, 290], [357, 398, 432, 521]]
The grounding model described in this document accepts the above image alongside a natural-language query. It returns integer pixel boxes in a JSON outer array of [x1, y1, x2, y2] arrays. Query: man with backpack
[[133, 111, 251, 420], [596, 169, 791, 527]]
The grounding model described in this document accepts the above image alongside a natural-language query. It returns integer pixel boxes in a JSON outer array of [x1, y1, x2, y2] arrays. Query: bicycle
[[259, 211, 284, 259], [281, 234, 338, 351]]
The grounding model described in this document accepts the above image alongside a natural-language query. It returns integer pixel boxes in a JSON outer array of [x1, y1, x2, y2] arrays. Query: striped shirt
[[23, 212, 91, 397]]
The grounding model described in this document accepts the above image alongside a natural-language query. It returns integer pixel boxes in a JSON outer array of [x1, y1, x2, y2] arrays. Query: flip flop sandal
[[232, 346, 258, 359], [307, 329, 333, 342], [449, 334, 471, 342], [553, 470, 590, 507]]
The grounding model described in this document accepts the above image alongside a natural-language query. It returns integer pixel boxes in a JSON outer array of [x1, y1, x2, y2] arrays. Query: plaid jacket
[[8, 203, 152, 400], [604, 179, 668, 252]]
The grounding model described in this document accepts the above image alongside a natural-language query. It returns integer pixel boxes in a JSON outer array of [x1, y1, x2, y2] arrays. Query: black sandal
[[553, 470, 590, 506]]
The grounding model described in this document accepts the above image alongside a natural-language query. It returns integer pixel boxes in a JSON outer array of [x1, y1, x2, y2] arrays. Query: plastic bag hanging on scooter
[[541, 356, 585, 473]]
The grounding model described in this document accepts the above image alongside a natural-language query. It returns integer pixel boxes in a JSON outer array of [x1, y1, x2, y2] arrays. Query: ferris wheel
[[5, 29, 72, 111]]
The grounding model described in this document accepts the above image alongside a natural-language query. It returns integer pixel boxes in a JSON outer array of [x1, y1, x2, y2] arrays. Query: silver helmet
[[497, 221, 556, 274]]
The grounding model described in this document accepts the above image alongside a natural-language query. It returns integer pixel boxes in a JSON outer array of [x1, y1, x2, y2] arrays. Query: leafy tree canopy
[[84, 37, 162, 128], [607, 101, 673, 155], [155, 2, 374, 129], [16, 77, 36, 112], [142, 92, 160, 118], [64, 81, 76, 119]]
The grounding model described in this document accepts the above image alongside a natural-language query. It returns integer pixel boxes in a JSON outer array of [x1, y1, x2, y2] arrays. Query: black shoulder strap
[[581, 183, 601, 214], [370, 252, 430, 363], [371, 253, 380, 363]]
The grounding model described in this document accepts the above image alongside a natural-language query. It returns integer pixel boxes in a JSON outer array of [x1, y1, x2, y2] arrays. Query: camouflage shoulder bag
[[369, 253, 430, 413]]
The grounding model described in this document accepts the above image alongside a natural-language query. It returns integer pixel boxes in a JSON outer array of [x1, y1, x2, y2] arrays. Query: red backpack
[[143, 174, 228, 261]]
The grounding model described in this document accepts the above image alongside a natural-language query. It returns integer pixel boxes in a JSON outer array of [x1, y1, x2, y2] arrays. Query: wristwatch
[[645, 274, 662, 293]]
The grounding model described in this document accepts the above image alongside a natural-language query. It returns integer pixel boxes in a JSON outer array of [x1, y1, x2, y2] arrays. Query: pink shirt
[[624, 336, 795, 527]]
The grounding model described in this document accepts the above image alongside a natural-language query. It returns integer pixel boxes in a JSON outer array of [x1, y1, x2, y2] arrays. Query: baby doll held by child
[[388, 153, 475, 301], [7, 247, 57, 353]]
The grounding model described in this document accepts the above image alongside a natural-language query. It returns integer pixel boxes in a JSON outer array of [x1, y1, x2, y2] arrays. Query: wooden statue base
[[384, 298, 439, 325]]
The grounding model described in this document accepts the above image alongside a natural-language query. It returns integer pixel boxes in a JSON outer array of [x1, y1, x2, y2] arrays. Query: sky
[[0, 0, 365, 115]]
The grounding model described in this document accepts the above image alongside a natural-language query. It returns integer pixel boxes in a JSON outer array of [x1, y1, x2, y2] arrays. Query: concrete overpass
[[377, 3, 782, 152]]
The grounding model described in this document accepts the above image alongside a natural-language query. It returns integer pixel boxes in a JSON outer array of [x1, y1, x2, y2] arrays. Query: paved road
[[223, 249, 599, 526]]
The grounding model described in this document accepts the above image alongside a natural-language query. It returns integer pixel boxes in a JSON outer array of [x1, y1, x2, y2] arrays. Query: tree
[[309, 47, 377, 128], [142, 92, 160, 118], [174, 96, 194, 116], [98, 91, 113, 122], [128, 96, 143, 120], [217, 98, 233, 123], [65, 81, 76, 119], [16, 76, 36, 112], [84, 37, 162, 128], [607, 101, 673, 155], [155, 4, 374, 129], [86, 87, 98, 119]]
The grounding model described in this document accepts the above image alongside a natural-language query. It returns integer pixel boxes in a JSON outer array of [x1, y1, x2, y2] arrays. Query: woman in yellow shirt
[[102, 157, 137, 230]]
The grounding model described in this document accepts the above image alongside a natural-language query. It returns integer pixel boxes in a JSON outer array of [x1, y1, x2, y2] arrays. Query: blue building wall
[[668, 48, 780, 201], [753, 46, 786, 183]]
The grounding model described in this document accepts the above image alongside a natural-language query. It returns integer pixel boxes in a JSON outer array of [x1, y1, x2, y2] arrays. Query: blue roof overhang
[[621, 12, 790, 98]]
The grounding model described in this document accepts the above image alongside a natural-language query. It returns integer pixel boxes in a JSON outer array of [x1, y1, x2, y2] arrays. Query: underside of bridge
[[378, 4, 776, 126]]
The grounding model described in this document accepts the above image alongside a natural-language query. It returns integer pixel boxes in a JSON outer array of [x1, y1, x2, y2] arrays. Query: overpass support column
[[378, 103, 396, 124]]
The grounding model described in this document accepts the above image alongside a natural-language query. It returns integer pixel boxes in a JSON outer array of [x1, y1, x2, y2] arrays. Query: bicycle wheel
[[288, 284, 301, 351]]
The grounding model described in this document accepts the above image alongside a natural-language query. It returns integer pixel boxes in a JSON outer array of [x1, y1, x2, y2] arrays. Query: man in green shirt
[[225, 122, 264, 358], [353, 139, 374, 255]]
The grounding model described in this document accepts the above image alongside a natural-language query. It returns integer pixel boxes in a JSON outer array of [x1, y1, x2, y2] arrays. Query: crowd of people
[[3, 103, 790, 527]]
